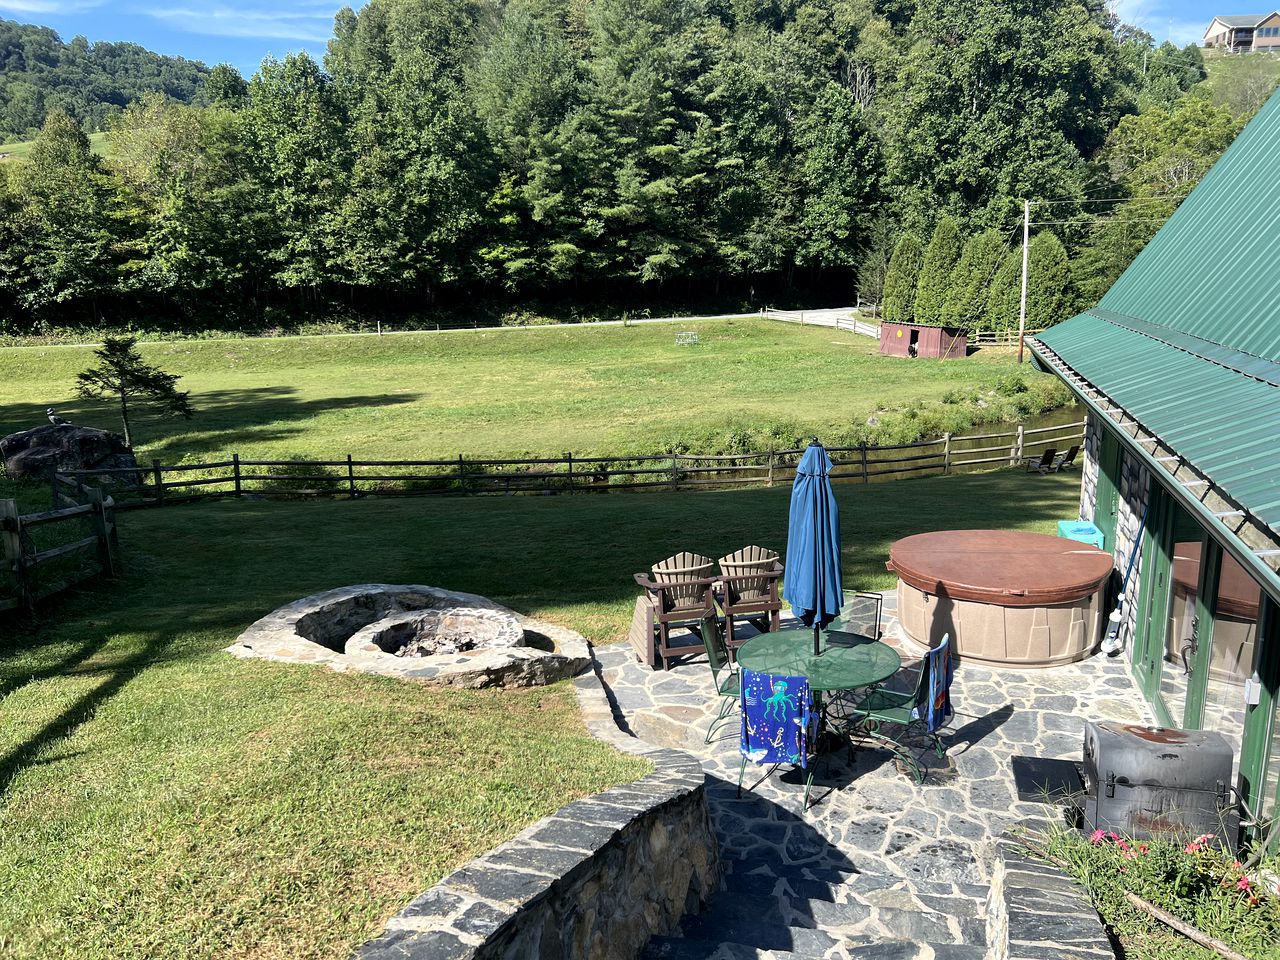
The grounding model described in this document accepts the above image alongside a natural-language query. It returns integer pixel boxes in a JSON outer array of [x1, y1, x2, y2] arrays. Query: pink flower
[[1185, 840, 1204, 853], [1090, 829, 1106, 844], [1232, 860, 1243, 870], [1136, 843, 1149, 854], [1237, 877, 1252, 891]]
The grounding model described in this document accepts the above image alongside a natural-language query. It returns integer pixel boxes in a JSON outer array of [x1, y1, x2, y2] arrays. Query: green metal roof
[[1032, 88, 1280, 547], [1096, 90, 1280, 361]]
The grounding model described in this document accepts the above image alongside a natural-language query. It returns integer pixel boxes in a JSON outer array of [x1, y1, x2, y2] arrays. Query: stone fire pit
[[227, 584, 591, 689]]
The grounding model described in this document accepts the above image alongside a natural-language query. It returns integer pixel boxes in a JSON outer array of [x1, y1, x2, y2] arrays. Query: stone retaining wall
[[352, 659, 720, 960], [985, 834, 1116, 960]]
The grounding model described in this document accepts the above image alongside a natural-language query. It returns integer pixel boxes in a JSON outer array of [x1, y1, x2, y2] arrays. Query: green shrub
[[250, 456, 344, 498], [995, 373, 1028, 396]]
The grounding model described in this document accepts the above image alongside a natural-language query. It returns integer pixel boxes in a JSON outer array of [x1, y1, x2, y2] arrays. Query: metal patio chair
[[697, 612, 739, 743], [738, 668, 817, 808], [844, 633, 954, 783]]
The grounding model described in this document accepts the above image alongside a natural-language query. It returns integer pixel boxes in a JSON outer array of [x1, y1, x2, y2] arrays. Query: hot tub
[[888, 530, 1113, 668]]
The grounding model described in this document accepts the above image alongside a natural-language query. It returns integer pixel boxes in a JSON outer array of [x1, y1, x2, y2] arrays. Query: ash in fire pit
[[350, 607, 525, 659]]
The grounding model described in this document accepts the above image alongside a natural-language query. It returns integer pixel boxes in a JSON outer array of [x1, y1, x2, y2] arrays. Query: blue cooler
[[1058, 519, 1105, 550]]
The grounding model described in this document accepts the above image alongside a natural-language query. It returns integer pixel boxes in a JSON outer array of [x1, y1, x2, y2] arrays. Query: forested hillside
[[0, 0, 1273, 336], [0, 19, 208, 141]]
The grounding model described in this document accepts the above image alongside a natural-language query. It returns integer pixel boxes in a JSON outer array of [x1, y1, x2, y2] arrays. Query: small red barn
[[878, 322, 967, 359]]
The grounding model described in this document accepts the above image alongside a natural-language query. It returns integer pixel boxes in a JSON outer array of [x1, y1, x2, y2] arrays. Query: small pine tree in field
[[1026, 232, 1070, 329], [75, 335, 194, 448], [881, 233, 923, 323], [942, 229, 1007, 331], [912, 216, 961, 326], [984, 249, 1023, 333]]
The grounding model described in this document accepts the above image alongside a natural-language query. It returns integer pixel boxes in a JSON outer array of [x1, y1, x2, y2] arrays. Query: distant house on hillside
[[1204, 12, 1280, 51]]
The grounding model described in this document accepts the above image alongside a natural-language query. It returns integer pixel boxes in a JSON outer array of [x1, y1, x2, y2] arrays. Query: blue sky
[[0, 1, 367, 76], [0, 0, 1224, 77]]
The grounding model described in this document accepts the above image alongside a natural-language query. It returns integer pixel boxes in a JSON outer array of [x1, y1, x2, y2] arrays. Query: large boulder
[[1, 423, 139, 483]]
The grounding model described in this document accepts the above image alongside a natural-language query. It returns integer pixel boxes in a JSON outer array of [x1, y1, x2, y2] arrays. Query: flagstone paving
[[594, 592, 1152, 958]]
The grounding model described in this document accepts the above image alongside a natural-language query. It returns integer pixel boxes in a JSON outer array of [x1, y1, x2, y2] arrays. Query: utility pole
[[1017, 198, 1030, 364]]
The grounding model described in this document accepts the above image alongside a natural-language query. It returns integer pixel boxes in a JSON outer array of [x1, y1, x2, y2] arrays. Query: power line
[[1030, 216, 1172, 226], [1031, 193, 1190, 207]]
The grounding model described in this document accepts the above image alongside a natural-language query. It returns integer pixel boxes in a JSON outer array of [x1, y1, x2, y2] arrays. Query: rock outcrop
[[0, 423, 139, 483]]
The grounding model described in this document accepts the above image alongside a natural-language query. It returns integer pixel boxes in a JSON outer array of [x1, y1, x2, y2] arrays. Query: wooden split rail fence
[[51, 420, 1086, 507], [1, 488, 119, 614]]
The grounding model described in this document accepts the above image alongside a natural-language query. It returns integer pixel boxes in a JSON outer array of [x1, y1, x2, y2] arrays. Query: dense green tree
[[942, 228, 1006, 330], [912, 216, 960, 326], [242, 55, 347, 293], [881, 232, 922, 323], [880, 0, 1129, 231], [205, 64, 248, 107], [0, 18, 208, 139], [0, 110, 119, 316]]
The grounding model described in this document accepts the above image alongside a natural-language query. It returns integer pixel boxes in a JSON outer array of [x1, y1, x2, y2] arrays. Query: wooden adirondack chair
[[716, 545, 783, 653], [1052, 444, 1081, 472], [631, 552, 716, 669], [1024, 447, 1057, 473]]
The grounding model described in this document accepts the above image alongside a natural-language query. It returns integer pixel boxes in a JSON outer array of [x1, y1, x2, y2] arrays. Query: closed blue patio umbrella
[[784, 440, 844, 656]]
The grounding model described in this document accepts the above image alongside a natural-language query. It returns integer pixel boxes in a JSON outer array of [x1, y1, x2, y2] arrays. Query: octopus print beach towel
[[740, 669, 811, 768]]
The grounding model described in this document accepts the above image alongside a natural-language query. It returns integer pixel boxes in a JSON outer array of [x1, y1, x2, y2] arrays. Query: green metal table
[[736, 628, 906, 802], [736, 628, 901, 692]]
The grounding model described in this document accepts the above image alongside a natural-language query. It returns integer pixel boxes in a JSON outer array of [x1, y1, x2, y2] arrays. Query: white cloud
[[140, 3, 338, 43], [0, 0, 103, 13]]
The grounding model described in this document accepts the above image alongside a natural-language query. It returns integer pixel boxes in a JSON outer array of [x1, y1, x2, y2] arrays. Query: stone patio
[[596, 591, 1152, 958]]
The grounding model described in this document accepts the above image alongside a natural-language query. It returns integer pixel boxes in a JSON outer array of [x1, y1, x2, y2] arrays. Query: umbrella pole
[[813, 622, 821, 657]]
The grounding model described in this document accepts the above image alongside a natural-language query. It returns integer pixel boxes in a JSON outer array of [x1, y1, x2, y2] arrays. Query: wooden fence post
[[232, 454, 242, 498], [1, 499, 31, 613], [86, 487, 118, 579], [767, 450, 775, 487], [1010, 425, 1024, 467], [671, 455, 681, 490], [943, 433, 952, 475], [566, 452, 573, 491], [346, 455, 356, 498], [153, 460, 165, 506], [859, 442, 869, 483], [457, 455, 467, 494]]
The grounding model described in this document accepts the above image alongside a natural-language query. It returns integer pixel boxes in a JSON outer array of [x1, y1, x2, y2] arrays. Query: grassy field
[[0, 319, 1065, 464], [0, 470, 1077, 957], [0, 131, 109, 161], [1200, 50, 1280, 113]]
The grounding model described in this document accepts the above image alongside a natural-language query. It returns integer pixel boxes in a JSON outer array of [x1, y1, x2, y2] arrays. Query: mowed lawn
[[0, 320, 1041, 463], [0, 470, 1078, 959]]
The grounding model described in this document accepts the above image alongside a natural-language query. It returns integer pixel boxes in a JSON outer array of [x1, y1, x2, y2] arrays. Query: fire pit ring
[[227, 584, 590, 688]]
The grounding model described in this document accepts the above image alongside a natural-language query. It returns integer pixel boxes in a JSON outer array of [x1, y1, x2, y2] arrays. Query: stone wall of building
[[351, 664, 719, 960], [986, 835, 1115, 960], [1079, 413, 1102, 524]]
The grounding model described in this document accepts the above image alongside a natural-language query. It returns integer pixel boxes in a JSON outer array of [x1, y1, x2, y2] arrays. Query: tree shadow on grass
[[0, 387, 422, 461], [0, 630, 174, 797]]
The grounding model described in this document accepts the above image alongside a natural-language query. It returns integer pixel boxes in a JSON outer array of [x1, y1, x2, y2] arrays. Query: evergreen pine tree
[[942, 229, 1007, 331], [1026, 231, 1070, 329], [984, 248, 1023, 334], [912, 215, 960, 326], [881, 233, 922, 323]]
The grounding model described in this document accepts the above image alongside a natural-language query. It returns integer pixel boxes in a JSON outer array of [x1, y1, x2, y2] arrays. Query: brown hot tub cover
[[888, 530, 1112, 607]]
